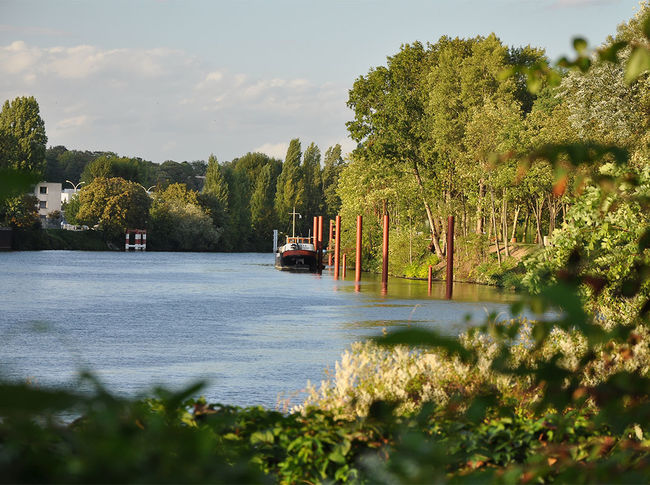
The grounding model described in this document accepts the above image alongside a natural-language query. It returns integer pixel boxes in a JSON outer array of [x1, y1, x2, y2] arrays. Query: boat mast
[[290, 206, 301, 238]]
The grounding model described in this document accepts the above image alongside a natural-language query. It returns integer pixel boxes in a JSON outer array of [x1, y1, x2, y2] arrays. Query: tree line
[[338, 13, 648, 277], [1, 99, 346, 251]]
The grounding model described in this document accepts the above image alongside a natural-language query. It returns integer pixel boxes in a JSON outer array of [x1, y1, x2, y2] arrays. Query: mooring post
[[328, 220, 334, 267], [342, 253, 347, 278], [446, 215, 454, 300], [334, 215, 341, 279], [355, 215, 362, 282], [382, 213, 389, 291], [428, 265, 432, 295], [317, 216, 323, 274], [313, 217, 318, 247]]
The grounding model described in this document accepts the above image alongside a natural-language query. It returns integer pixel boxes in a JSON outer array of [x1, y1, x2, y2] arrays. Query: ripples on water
[[0, 251, 517, 408]]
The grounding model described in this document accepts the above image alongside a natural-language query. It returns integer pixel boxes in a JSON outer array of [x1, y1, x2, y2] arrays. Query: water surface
[[0, 251, 516, 408]]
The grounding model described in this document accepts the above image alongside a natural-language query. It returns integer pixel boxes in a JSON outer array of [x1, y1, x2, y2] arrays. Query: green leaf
[[250, 429, 275, 445], [573, 38, 588, 54], [643, 14, 650, 40], [625, 46, 650, 84], [598, 41, 628, 63]]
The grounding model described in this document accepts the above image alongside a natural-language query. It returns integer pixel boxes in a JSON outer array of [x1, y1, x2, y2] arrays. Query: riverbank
[[10, 228, 112, 251], [375, 242, 539, 290]]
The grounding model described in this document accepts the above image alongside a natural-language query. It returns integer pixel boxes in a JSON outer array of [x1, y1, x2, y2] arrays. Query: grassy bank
[[346, 231, 539, 290]]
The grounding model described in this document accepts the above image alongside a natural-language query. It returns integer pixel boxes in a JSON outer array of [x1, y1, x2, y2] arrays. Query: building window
[[39, 201, 47, 209], [39, 186, 47, 194]]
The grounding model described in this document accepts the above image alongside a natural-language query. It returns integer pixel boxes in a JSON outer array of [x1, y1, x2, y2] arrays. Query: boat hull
[[275, 249, 318, 272]]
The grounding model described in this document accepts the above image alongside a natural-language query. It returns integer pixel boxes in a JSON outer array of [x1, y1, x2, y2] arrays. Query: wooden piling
[[328, 220, 334, 267], [313, 217, 318, 247], [382, 213, 389, 290], [355, 215, 362, 282], [317, 216, 323, 274], [446, 215, 454, 300], [334, 215, 341, 279], [428, 265, 432, 295], [342, 254, 347, 278]]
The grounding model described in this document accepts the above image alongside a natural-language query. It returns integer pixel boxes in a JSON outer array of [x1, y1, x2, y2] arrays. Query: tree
[[75, 177, 150, 240], [302, 142, 323, 220], [0, 194, 40, 228], [156, 160, 198, 189], [348, 41, 449, 256], [202, 154, 230, 228], [222, 164, 251, 249], [0, 96, 47, 174], [148, 183, 220, 251], [274, 139, 304, 234], [250, 164, 277, 250], [321, 144, 345, 221], [80, 154, 155, 185], [63, 194, 81, 225]]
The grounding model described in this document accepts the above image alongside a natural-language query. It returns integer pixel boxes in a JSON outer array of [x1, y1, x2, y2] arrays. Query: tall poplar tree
[[0, 96, 47, 174], [202, 154, 230, 233], [302, 142, 322, 220], [274, 139, 304, 234], [250, 164, 277, 250], [321, 144, 344, 221]]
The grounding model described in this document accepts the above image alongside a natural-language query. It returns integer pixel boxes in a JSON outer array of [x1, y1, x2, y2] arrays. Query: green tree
[[202, 154, 230, 228], [0, 96, 47, 174], [250, 164, 277, 251], [148, 183, 220, 251], [274, 139, 304, 234], [0, 193, 40, 228], [80, 154, 156, 185], [156, 160, 199, 189], [62, 194, 81, 225], [75, 177, 150, 240], [321, 144, 345, 221], [222, 164, 251, 250], [302, 142, 323, 221], [348, 41, 449, 256]]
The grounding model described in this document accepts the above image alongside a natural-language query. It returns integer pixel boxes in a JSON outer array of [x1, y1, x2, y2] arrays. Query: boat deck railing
[[286, 236, 312, 245]]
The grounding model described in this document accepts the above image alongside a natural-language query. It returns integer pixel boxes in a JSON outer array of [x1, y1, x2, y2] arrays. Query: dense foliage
[[0, 96, 47, 228], [337, 4, 650, 283], [45, 142, 343, 251]]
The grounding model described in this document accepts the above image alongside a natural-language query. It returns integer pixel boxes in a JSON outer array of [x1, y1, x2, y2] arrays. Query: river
[[0, 251, 518, 408]]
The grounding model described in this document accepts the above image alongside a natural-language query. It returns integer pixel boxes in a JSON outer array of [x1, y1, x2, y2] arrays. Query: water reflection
[[328, 269, 517, 304]]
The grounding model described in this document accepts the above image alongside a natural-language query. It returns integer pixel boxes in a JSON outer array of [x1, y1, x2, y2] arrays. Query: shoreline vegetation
[[1, 3, 649, 483], [5, 226, 536, 289]]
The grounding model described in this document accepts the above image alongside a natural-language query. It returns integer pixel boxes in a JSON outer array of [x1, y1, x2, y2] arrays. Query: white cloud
[[253, 142, 289, 159], [56, 115, 90, 130], [0, 41, 351, 163], [2, 41, 42, 74], [205, 71, 224, 82]]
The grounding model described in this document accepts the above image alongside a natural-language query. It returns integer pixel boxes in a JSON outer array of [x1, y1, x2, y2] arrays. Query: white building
[[34, 182, 62, 218], [61, 188, 77, 204]]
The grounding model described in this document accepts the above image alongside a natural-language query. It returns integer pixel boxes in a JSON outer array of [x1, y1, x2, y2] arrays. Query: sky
[[0, 0, 643, 165]]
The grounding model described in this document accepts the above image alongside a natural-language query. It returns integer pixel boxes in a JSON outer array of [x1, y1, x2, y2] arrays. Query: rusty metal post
[[328, 220, 334, 267], [382, 213, 389, 290], [313, 216, 318, 247], [317, 216, 323, 274], [334, 215, 341, 279], [342, 253, 347, 278], [446, 215, 454, 300], [355, 215, 362, 282], [428, 265, 432, 295]]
